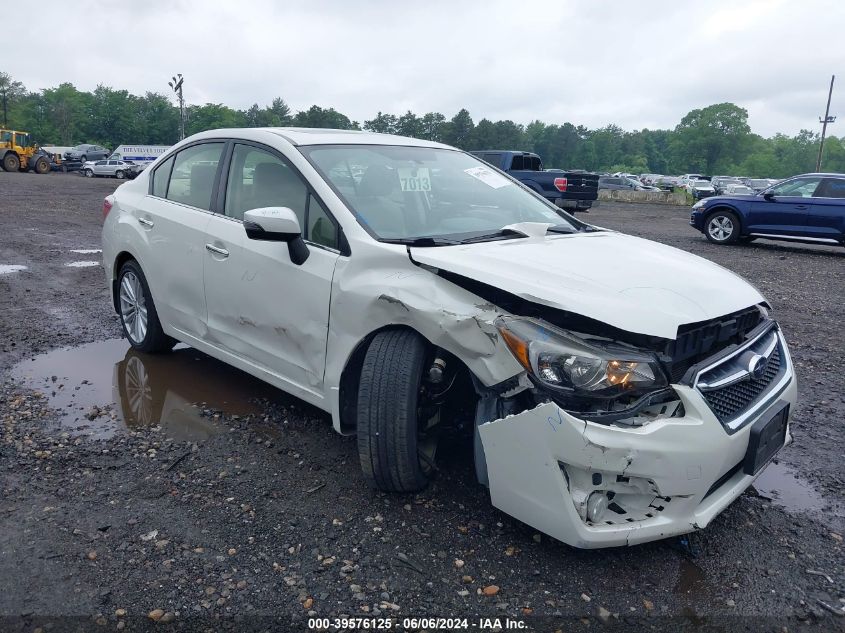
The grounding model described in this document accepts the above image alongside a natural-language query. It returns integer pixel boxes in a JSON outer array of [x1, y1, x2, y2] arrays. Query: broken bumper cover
[[478, 373, 797, 549]]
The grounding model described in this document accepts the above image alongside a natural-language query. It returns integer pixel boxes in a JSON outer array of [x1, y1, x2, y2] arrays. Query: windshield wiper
[[381, 236, 461, 247], [455, 227, 528, 244]]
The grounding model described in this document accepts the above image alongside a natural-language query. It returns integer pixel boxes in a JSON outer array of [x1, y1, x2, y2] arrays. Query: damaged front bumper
[[478, 341, 797, 549]]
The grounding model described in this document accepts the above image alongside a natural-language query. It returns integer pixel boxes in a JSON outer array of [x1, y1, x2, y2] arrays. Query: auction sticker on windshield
[[398, 167, 431, 192], [464, 166, 511, 189]]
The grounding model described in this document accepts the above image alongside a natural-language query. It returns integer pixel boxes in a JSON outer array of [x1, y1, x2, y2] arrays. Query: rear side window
[[815, 178, 845, 199], [166, 143, 225, 210], [480, 153, 502, 168], [152, 156, 174, 198]]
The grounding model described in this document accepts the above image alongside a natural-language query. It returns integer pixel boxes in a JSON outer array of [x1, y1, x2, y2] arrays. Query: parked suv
[[690, 173, 845, 247], [102, 128, 796, 548]]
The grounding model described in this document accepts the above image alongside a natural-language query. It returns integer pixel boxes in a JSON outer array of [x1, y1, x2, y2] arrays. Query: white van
[[109, 145, 170, 170]]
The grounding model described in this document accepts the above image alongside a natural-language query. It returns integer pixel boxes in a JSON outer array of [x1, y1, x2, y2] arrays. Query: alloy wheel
[[119, 271, 148, 344], [707, 215, 734, 242]]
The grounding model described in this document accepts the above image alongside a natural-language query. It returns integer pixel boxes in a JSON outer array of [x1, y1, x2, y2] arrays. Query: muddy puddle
[[12, 339, 281, 440], [675, 558, 707, 595], [753, 460, 841, 515]]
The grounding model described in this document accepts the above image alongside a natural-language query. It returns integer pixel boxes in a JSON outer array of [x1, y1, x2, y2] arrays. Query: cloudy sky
[[7, 0, 843, 136]]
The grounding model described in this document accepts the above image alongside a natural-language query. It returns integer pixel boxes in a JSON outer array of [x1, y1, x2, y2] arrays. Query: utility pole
[[168, 74, 185, 141], [816, 75, 836, 172]]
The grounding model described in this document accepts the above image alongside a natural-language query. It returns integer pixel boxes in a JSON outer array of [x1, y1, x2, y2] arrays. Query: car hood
[[409, 231, 765, 339]]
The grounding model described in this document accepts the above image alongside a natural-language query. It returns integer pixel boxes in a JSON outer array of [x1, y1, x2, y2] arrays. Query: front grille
[[702, 346, 781, 423], [667, 306, 763, 380]]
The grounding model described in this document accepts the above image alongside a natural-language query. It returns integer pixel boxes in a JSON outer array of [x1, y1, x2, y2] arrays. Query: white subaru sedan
[[102, 128, 796, 548]]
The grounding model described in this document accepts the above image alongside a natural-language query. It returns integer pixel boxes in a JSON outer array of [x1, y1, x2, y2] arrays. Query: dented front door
[[203, 213, 338, 394]]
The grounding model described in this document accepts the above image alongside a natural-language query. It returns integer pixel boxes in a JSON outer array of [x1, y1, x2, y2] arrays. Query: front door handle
[[205, 244, 229, 258], [138, 217, 154, 228], [794, 205, 809, 210]]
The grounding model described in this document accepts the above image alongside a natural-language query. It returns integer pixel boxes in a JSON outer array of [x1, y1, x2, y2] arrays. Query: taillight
[[102, 198, 113, 219], [553, 177, 568, 192]]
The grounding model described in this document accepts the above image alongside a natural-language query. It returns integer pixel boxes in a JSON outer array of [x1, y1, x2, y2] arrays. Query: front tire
[[357, 329, 431, 492], [117, 260, 175, 353], [34, 157, 50, 174], [115, 170, 125, 180], [84, 169, 94, 178], [3, 153, 20, 172], [705, 210, 741, 244]]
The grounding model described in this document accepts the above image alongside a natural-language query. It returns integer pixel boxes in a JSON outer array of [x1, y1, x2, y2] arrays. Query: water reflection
[[13, 339, 280, 439]]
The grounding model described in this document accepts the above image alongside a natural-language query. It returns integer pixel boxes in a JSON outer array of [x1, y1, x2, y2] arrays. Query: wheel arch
[[111, 250, 138, 313], [336, 323, 477, 435]]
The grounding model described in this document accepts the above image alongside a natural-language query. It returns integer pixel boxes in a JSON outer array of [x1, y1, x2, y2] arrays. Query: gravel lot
[[1, 171, 843, 632]]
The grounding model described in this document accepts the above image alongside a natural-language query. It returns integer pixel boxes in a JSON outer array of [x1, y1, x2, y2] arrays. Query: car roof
[[184, 127, 454, 149]]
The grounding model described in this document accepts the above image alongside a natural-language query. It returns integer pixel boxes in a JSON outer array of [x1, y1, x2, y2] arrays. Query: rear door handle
[[138, 217, 154, 228], [795, 205, 809, 210], [205, 244, 229, 258]]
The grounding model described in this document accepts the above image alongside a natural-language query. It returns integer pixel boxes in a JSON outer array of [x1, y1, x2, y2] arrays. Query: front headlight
[[496, 317, 667, 402], [692, 199, 707, 209]]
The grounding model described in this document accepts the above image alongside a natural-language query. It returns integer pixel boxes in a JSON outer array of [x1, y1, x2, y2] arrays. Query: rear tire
[[705, 209, 740, 245], [3, 153, 20, 172], [117, 260, 176, 354], [357, 329, 431, 492]]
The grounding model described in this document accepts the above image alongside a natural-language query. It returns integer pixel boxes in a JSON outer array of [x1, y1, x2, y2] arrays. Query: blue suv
[[689, 173, 845, 247]]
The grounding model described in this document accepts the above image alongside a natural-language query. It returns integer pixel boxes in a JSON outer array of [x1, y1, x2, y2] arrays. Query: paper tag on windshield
[[397, 167, 431, 192], [464, 166, 511, 189]]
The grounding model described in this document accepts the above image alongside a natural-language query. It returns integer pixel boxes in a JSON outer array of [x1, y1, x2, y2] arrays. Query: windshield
[[301, 145, 578, 242], [692, 180, 712, 187]]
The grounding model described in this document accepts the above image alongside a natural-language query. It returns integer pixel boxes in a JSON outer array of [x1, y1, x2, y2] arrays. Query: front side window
[[166, 143, 224, 210], [768, 177, 822, 198], [302, 145, 575, 241], [224, 144, 307, 224], [307, 197, 338, 249]]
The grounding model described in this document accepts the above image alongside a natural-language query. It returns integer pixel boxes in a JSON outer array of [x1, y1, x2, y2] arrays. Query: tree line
[[1, 71, 842, 178]]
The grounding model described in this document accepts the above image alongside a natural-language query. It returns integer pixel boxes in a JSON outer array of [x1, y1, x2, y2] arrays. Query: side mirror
[[243, 207, 310, 265], [763, 192, 775, 201]]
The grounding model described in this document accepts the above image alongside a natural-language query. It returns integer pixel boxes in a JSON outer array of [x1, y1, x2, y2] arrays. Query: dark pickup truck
[[471, 150, 599, 212]]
